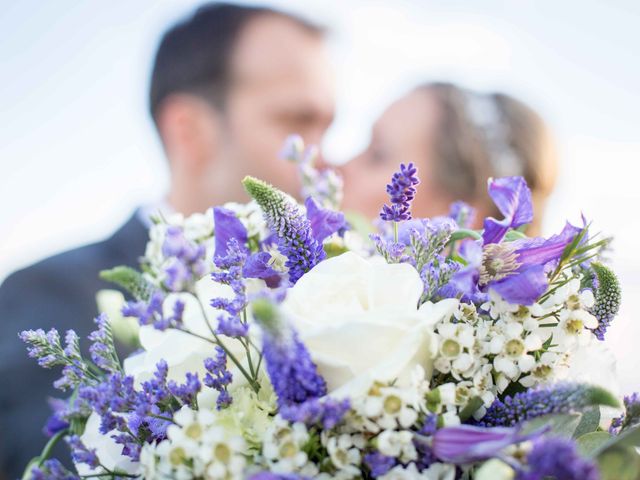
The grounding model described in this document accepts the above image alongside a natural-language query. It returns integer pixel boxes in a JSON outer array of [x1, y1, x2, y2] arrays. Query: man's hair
[[149, 2, 324, 125]]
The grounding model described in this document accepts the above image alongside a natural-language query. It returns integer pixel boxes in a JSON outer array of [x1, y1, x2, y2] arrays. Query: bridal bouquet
[[21, 136, 639, 479]]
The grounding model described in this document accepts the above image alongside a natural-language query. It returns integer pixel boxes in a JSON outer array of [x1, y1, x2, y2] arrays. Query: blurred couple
[[0, 2, 557, 477]]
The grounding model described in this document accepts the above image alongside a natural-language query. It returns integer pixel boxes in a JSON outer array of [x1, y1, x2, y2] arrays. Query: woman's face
[[341, 90, 455, 220]]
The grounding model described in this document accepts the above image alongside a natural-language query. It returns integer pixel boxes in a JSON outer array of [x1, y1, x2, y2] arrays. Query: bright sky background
[[1, 0, 639, 389]]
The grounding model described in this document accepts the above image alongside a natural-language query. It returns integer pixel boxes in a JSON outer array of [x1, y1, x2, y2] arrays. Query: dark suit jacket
[[0, 214, 148, 479]]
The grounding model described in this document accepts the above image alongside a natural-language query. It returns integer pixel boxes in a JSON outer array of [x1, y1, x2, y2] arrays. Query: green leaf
[[99, 266, 155, 301], [449, 228, 482, 242], [597, 446, 640, 480], [521, 413, 582, 438], [459, 396, 484, 422], [576, 431, 612, 457], [573, 407, 601, 438], [596, 423, 640, 455], [504, 230, 527, 241]]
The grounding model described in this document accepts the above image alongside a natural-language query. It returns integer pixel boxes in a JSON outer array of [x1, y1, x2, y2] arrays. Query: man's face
[[217, 15, 335, 201]]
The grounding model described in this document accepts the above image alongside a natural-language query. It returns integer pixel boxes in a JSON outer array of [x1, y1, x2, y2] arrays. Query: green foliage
[[591, 261, 622, 319], [573, 407, 601, 439], [99, 266, 155, 301]]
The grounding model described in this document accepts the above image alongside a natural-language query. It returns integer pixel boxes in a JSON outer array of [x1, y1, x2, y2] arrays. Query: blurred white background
[[1, 0, 639, 390]]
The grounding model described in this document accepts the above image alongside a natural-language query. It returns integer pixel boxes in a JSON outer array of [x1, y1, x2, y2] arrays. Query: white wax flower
[[282, 252, 459, 397]]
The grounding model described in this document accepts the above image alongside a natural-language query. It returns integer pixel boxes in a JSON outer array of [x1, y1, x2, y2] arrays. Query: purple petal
[[490, 264, 548, 305], [305, 197, 347, 243], [433, 425, 543, 464], [214, 207, 248, 258], [482, 176, 533, 244], [243, 252, 282, 288], [513, 222, 581, 268]]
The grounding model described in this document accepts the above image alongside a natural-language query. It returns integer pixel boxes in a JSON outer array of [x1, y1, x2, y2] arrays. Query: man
[[0, 3, 335, 477]]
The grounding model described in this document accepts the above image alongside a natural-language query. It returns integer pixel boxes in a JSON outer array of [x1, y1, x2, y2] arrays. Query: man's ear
[[156, 94, 220, 173]]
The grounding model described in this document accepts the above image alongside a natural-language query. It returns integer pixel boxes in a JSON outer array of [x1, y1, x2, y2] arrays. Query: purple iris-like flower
[[304, 197, 346, 243], [380, 163, 420, 222], [482, 176, 533, 245], [518, 436, 599, 480], [432, 425, 544, 464], [450, 221, 581, 305], [213, 207, 249, 258]]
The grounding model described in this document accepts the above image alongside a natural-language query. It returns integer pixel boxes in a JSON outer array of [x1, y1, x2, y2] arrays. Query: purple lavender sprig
[[477, 383, 619, 428], [161, 225, 208, 292], [252, 298, 326, 407], [204, 346, 233, 410], [380, 163, 420, 223], [280, 398, 350, 429], [243, 176, 325, 284], [211, 238, 249, 338]]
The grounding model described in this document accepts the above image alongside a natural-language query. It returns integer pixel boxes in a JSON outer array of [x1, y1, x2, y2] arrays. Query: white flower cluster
[[140, 407, 246, 480], [428, 276, 603, 422]]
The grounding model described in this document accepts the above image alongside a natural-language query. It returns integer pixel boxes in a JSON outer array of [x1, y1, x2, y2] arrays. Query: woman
[[341, 82, 558, 235]]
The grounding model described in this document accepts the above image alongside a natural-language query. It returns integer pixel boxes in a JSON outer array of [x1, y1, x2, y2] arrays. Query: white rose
[[282, 252, 458, 397]]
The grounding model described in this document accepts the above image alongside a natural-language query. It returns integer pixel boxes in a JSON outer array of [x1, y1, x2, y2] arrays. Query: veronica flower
[[432, 424, 544, 464], [252, 298, 326, 407], [518, 436, 599, 480], [478, 383, 619, 427], [243, 176, 325, 284]]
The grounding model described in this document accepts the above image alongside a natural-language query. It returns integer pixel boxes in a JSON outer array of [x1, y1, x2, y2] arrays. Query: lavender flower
[[588, 262, 621, 340], [66, 435, 99, 468], [122, 290, 184, 331], [610, 392, 640, 434], [162, 225, 207, 291], [30, 459, 79, 480], [43, 398, 70, 437], [19, 328, 90, 390], [252, 299, 326, 406], [167, 372, 201, 407], [204, 347, 233, 409], [478, 383, 619, 428], [449, 201, 476, 228], [406, 218, 457, 270], [517, 436, 599, 480], [370, 233, 407, 263], [243, 176, 325, 284], [280, 134, 344, 210], [88, 314, 121, 373], [364, 451, 396, 477], [211, 238, 249, 337], [421, 255, 460, 302], [380, 163, 420, 222], [280, 398, 350, 429]]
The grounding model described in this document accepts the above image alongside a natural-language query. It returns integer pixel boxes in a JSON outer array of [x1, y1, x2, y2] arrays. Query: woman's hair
[[419, 82, 558, 234]]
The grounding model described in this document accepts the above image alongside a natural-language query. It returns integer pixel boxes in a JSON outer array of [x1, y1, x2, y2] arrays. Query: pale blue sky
[[1, 0, 639, 388]]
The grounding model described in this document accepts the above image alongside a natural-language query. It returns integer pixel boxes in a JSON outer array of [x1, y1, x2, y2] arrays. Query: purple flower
[[610, 392, 640, 434], [478, 383, 618, 428], [252, 299, 326, 406], [450, 221, 581, 305], [43, 398, 70, 437], [243, 176, 325, 284], [280, 398, 350, 429], [432, 425, 544, 464], [304, 197, 346, 243], [214, 207, 249, 258], [161, 225, 207, 291], [167, 372, 201, 407], [380, 163, 420, 222], [518, 436, 599, 480], [66, 435, 99, 468], [364, 451, 396, 477], [30, 459, 79, 480], [249, 473, 309, 480], [449, 201, 476, 228], [121, 290, 183, 331], [204, 347, 233, 409], [482, 176, 533, 244], [87, 314, 121, 373]]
